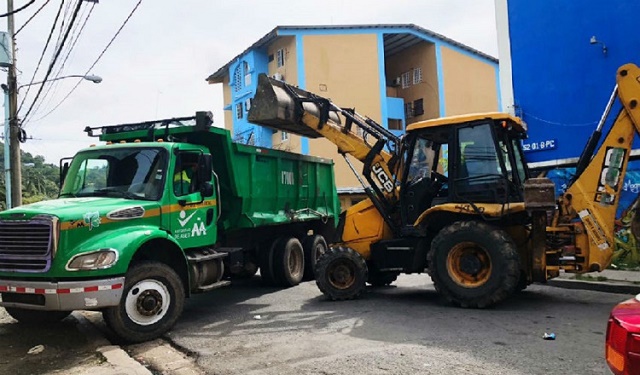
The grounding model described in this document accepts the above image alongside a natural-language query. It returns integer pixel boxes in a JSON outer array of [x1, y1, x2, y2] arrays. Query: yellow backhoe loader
[[248, 64, 640, 308]]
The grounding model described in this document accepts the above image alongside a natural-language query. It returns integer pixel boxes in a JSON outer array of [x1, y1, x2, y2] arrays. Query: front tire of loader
[[302, 234, 328, 281], [428, 221, 520, 308], [4, 307, 71, 324], [103, 261, 185, 343], [315, 246, 367, 300]]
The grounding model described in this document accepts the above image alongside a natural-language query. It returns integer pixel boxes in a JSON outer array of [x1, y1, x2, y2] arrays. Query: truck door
[[169, 151, 218, 248]]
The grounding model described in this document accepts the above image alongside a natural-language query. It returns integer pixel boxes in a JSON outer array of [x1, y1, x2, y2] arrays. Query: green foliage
[[0, 141, 60, 210]]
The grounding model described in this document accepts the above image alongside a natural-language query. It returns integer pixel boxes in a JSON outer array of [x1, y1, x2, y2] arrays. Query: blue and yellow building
[[207, 24, 500, 206]]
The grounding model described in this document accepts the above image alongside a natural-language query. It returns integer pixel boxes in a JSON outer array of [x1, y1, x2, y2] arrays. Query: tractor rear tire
[[315, 246, 368, 301], [302, 235, 328, 281], [4, 307, 71, 324], [428, 221, 520, 308], [272, 237, 305, 287]]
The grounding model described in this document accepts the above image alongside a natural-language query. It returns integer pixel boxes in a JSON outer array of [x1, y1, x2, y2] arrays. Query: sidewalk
[[549, 269, 640, 295], [0, 307, 152, 375]]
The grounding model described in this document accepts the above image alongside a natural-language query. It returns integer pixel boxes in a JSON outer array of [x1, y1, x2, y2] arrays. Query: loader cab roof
[[406, 112, 526, 133]]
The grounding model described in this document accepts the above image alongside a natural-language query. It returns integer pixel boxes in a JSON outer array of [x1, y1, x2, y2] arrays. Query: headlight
[[66, 249, 118, 271]]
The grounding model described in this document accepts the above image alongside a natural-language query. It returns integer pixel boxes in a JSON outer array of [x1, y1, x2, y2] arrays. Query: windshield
[[60, 147, 167, 200]]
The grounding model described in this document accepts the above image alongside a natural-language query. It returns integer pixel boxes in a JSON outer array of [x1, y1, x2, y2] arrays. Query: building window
[[276, 48, 285, 68], [413, 67, 422, 85], [413, 98, 424, 116], [388, 119, 403, 130], [281, 131, 289, 142], [401, 71, 411, 89], [236, 103, 243, 119], [243, 61, 251, 87], [245, 98, 252, 112], [405, 102, 414, 119], [233, 65, 242, 92]]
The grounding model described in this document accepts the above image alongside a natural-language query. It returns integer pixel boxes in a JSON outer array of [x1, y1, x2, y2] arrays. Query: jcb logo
[[372, 163, 394, 193]]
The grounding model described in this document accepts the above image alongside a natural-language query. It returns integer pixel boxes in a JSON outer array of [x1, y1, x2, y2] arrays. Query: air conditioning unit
[[391, 77, 401, 87], [271, 72, 284, 81]]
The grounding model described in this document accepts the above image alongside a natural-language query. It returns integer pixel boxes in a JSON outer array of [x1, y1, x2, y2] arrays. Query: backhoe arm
[[563, 63, 640, 272], [248, 74, 401, 214]]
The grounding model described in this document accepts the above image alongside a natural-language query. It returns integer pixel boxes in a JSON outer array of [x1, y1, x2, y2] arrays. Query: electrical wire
[[17, 0, 65, 113], [20, 0, 83, 124], [15, 0, 52, 35], [0, 0, 36, 18], [27, 0, 144, 124], [29, 2, 94, 119]]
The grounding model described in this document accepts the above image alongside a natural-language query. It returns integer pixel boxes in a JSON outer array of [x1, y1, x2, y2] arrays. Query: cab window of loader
[[407, 137, 436, 184], [458, 124, 502, 184]]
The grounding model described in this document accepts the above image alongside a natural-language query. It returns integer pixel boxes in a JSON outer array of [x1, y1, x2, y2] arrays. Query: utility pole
[[6, 0, 21, 207]]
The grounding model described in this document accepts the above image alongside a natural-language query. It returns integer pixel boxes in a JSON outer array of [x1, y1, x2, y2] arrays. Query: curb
[[72, 312, 153, 375], [547, 278, 640, 295]]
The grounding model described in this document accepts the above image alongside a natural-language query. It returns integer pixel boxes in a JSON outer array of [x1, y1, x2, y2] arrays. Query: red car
[[607, 294, 640, 374]]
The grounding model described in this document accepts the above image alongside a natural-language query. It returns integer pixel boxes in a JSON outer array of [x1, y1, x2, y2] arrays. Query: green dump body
[[97, 122, 340, 234]]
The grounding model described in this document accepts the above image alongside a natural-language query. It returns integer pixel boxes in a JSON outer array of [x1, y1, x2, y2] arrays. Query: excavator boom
[[249, 74, 402, 226], [560, 63, 640, 272]]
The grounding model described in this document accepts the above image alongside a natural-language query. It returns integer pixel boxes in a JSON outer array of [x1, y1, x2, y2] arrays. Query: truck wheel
[[102, 261, 185, 343], [272, 237, 305, 287], [259, 240, 277, 285], [367, 267, 399, 287], [315, 246, 368, 300], [302, 235, 328, 281], [428, 221, 520, 308], [4, 307, 71, 324]]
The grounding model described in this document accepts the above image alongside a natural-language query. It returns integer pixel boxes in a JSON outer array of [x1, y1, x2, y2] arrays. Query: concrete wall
[[440, 46, 498, 116], [303, 33, 382, 189], [265, 36, 303, 154], [385, 41, 440, 123]]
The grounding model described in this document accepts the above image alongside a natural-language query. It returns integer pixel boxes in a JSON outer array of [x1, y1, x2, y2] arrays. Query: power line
[[15, 0, 52, 35], [20, 0, 84, 124], [29, 2, 94, 119], [28, 0, 144, 124], [0, 0, 35, 18], [17, 0, 66, 113]]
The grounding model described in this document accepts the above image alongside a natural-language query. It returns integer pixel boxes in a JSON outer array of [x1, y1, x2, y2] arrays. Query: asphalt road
[[162, 274, 627, 375]]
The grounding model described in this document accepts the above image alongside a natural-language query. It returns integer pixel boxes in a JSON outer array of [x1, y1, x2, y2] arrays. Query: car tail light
[[606, 318, 640, 375]]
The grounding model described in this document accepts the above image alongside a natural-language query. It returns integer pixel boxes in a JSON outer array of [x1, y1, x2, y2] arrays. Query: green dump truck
[[0, 112, 339, 342]]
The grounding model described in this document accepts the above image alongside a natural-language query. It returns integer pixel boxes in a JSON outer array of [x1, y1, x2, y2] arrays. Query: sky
[[1, 0, 499, 164]]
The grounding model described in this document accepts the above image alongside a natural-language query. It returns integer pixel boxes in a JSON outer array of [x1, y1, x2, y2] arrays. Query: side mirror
[[200, 181, 214, 197], [198, 154, 213, 182], [59, 158, 72, 189], [198, 154, 214, 197]]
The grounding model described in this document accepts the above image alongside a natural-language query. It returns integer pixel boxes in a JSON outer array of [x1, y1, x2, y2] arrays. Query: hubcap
[[124, 279, 171, 325], [328, 259, 356, 290], [287, 245, 303, 278], [446, 242, 492, 288]]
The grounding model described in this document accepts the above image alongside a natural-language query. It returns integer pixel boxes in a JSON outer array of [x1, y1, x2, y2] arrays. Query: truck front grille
[[0, 220, 54, 272]]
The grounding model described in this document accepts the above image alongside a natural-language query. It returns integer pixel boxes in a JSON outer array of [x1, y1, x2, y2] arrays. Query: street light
[[18, 74, 103, 89]]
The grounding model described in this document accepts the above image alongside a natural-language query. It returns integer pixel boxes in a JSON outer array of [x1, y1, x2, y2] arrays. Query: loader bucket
[[248, 74, 341, 138]]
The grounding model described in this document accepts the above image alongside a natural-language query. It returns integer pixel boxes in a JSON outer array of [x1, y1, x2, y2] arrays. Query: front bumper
[[0, 277, 125, 311]]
